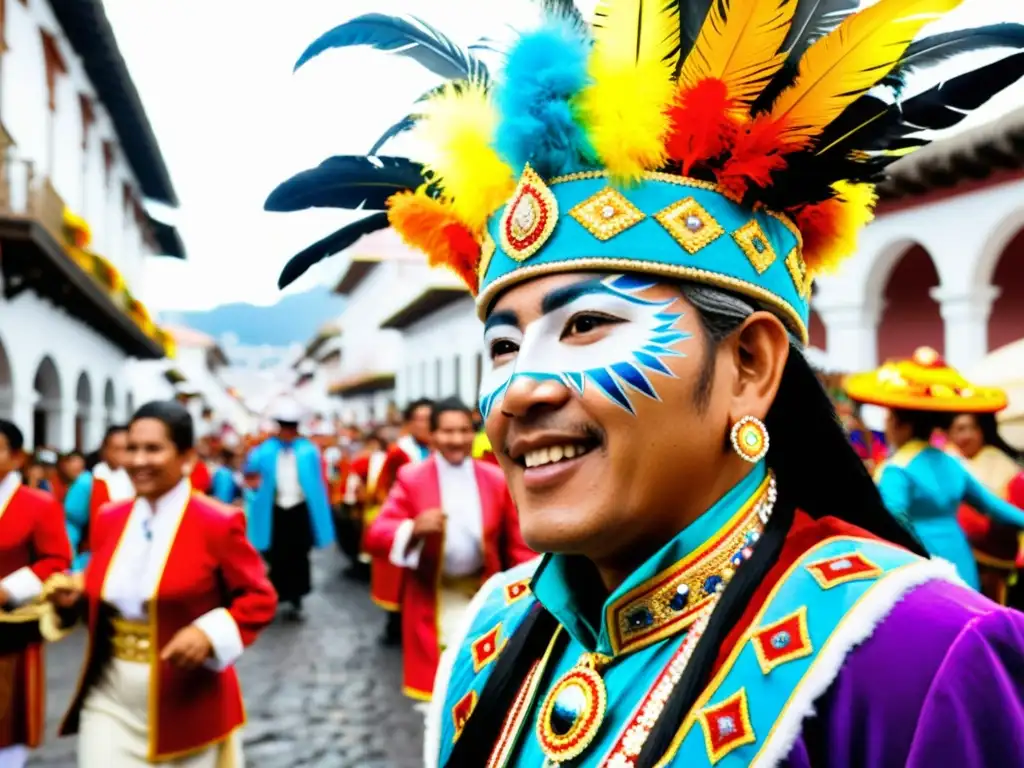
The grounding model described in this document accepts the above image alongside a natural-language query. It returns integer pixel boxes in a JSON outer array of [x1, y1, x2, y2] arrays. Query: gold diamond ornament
[[733, 220, 777, 274], [785, 248, 811, 298], [569, 187, 646, 241], [654, 198, 725, 255]]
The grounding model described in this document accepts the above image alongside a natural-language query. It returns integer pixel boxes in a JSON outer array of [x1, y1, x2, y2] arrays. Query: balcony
[[0, 156, 166, 359]]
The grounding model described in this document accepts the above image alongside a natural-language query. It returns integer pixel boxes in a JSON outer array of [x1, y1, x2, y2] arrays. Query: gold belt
[[110, 617, 154, 663], [441, 573, 482, 598]]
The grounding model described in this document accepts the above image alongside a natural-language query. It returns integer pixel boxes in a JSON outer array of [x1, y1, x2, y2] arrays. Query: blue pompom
[[494, 20, 596, 178]]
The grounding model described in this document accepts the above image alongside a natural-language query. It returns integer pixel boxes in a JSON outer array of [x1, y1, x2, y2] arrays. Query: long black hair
[[970, 412, 1021, 463]]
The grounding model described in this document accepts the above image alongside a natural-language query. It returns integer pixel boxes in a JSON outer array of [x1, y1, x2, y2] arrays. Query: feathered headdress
[[267, 2, 1024, 341]]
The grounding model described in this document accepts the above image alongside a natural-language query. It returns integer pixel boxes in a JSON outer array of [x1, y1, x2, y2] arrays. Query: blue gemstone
[[669, 592, 687, 611], [752, 237, 766, 253], [717, 715, 737, 736], [771, 630, 791, 650], [730, 552, 744, 567], [745, 531, 759, 545], [703, 575, 723, 595], [627, 607, 654, 630], [550, 682, 587, 737]]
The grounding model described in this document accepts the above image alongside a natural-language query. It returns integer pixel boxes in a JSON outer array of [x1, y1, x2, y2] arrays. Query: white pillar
[[816, 299, 884, 371], [57, 390, 75, 450], [10, 385, 33, 442], [929, 285, 1000, 371]]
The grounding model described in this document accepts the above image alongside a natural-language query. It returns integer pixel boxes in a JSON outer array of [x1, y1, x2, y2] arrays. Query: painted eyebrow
[[484, 309, 519, 332], [540, 279, 610, 315]]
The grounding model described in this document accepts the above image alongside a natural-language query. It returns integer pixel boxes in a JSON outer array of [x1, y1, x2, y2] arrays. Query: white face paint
[[479, 274, 691, 419]]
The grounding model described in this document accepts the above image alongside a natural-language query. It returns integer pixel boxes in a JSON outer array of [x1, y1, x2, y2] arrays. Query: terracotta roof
[[163, 324, 216, 348]]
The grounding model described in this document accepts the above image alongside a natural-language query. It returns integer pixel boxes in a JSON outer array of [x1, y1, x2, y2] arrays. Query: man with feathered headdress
[[268, 1, 1024, 764]]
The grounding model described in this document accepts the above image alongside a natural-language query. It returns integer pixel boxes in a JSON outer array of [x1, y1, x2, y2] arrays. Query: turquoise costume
[[875, 441, 1024, 590], [245, 437, 334, 552], [210, 465, 241, 505], [63, 472, 93, 572]]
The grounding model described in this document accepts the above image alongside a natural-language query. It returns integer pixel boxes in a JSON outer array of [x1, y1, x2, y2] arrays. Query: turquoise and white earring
[[731, 416, 769, 463]]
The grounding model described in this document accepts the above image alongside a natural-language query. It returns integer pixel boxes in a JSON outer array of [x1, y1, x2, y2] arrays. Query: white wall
[[2, 0, 155, 290], [0, 289, 130, 450], [815, 177, 1024, 372], [395, 296, 484, 408]]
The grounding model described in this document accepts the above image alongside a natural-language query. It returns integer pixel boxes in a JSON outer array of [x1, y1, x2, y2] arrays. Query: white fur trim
[[390, 519, 424, 569], [1, 566, 43, 606], [423, 570, 510, 768], [750, 557, 964, 768], [193, 607, 245, 672]]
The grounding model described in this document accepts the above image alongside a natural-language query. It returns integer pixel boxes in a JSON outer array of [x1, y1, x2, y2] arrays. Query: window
[[475, 353, 483, 399], [435, 358, 443, 396], [453, 356, 461, 401]]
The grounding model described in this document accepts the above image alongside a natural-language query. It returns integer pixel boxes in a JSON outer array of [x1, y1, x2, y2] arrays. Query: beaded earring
[[731, 416, 769, 463]]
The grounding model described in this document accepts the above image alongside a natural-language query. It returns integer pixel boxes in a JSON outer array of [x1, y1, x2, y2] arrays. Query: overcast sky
[[103, 0, 1022, 312]]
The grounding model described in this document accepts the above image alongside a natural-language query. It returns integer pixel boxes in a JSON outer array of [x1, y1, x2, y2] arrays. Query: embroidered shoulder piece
[[439, 560, 541, 763], [651, 537, 960, 767]]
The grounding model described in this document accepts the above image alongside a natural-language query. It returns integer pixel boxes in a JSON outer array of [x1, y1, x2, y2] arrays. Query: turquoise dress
[[875, 440, 1024, 590]]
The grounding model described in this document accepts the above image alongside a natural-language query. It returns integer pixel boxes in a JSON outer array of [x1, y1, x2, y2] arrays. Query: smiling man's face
[[482, 272, 731, 560]]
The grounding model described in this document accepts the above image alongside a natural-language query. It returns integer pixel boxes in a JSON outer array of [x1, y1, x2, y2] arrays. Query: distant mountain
[[161, 286, 344, 347]]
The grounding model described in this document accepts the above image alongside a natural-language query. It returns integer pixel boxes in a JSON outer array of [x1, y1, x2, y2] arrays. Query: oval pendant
[[537, 665, 608, 763]]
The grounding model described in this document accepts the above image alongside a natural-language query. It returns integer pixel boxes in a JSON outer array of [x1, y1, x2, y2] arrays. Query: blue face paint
[[479, 274, 690, 419]]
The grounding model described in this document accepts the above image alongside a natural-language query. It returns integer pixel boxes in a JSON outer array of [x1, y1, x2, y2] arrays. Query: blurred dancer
[[48, 400, 276, 766], [365, 398, 532, 700], [0, 420, 71, 768], [64, 425, 132, 572], [245, 399, 334, 620]]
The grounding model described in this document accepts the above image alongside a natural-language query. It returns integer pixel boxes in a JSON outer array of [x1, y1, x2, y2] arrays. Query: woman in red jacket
[[48, 400, 277, 766]]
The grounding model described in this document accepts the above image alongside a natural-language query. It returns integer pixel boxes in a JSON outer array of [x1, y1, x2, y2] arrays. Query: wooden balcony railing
[[0, 155, 67, 244]]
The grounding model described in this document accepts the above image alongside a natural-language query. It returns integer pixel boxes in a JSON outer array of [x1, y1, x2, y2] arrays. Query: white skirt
[[78, 659, 243, 767]]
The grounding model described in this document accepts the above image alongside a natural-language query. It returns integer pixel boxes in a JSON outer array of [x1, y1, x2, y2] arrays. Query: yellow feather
[[413, 82, 515, 231], [679, 0, 796, 107], [769, 0, 963, 149], [581, 0, 678, 181], [591, 0, 679, 67]]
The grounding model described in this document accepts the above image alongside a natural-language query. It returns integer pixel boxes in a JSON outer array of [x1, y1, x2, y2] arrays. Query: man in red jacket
[[365, 398, 534, 700]]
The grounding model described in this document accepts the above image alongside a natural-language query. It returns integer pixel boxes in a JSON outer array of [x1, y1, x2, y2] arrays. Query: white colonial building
[[129, 325, 255, 433], [0, 0, 184, 450], [383, 273, 480, 407], [326, 228, 451, 425]]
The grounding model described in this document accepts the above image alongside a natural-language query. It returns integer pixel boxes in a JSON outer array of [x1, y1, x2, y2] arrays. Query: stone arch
[[972, 206, 1024, 290], [33, 356, 62, 448], [75, 371, 92, 451], [987, 223, 1024, 352], [0, 333, 12, 420], [104, 379, 117, 428], [876, 243, 944, 363]]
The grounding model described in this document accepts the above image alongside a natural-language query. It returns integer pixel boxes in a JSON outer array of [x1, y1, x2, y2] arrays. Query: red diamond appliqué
[[805, 552, 883, 589]]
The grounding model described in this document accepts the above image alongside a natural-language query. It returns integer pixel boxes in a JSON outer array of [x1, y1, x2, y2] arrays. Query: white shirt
[[389, 458, 484, 578], [102, 479, 244, 670], [275, 443, 305, 508], [103, 479, 192, 620], [437, 458, 485, 577], [93, 462, 135, 501]]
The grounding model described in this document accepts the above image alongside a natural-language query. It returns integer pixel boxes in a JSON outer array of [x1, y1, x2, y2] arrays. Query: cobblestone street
[[28, 549, 423, 767]]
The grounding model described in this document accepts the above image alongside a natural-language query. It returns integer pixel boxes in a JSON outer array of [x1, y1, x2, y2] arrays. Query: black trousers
[[267, 502, 314, 605]]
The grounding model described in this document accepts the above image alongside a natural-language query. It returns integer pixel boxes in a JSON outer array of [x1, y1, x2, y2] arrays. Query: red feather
[[717, 115, 790, 198], [443, 223, 482, 294], [791, 199, 842, 274], [665, 79, 738, 175]]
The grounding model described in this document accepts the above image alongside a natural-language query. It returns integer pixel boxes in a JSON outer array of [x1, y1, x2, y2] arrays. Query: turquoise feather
[[494, 20, 597, 177]]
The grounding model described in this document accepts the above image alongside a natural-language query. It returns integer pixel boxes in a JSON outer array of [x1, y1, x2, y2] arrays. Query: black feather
[[368, 115, 419, 156], [764, 51, 1024, 209], [277, 213, 390, 289], [751, 0, 859, 114], [263, 156, 426, 213], [674, 0, 713, 77], [294, 13, 489, 84], [881, 24, 1024, 92], [529, 0, 586, 29]]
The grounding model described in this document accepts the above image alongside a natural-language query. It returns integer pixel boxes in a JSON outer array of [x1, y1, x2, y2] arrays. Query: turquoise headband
[[477, 167, 809, 343]]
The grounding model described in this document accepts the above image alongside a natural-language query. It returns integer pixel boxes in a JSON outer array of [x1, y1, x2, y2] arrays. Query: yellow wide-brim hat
[[844, 347, 1008, 414]]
